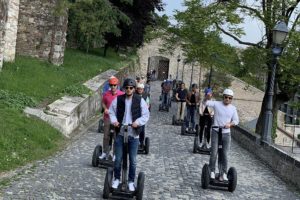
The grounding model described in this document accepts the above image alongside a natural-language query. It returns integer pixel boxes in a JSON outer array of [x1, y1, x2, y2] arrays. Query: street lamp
[[189, 61, 194, 90], [262, 21, 288, 143], [176, 54, 181, 80], [182, 60, 187, 81]]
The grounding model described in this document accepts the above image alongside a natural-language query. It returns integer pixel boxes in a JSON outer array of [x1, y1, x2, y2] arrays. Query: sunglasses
[[224, 95, 233, 100], [125, 86, 134, 90], [109, 84, 117, 87]]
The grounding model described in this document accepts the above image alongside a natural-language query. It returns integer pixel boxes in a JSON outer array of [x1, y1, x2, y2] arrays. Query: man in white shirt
[[204, 89, 239, 182], [109, 78, 150, 192]]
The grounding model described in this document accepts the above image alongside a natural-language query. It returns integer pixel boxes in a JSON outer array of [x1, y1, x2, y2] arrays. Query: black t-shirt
[[176, 88, 188, 101], [190, 93, 196, 105]]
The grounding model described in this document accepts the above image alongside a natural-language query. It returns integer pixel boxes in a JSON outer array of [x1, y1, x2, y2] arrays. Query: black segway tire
[[195, 124, 199, 135], [193, 137, 197, 153], [201, 164, 210, 189], [145, 137, 150, 154], [181, 124, 186, 135], [103, 167, 113, 199], [98, 119, 104, 133], [172, 115, 175, 125], [136, 172, 145, 200], [92, 145, 102, 167], [228, 167, 237, 192]]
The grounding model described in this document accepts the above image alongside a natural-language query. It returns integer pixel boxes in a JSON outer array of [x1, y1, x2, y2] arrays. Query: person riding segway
[[172, 82, 188, 126], [201, 89, 239, 192], [136, 83, 150, 155], [159, 80, 172, 112], [103, 78, 150, 199], [181, 83, 200, 135], [92, 76, 124, 167], [193, 88, 214, 154]]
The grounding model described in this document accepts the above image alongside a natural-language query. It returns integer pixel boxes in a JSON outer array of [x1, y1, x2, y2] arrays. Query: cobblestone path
[[1, 81, 300, 200]]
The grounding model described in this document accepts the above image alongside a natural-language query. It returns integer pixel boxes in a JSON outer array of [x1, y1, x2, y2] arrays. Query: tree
[[67, 0, 131, 53], [166, 0, 300, 138], [104, 0, 164, 53], [0, 0, 8, 69]]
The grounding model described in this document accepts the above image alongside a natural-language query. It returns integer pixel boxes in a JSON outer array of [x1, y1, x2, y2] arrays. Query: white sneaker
[[112, 179, 120, 189], [128, 182, 135, 192], [185, 128, 188, 132], [223, 173, 228, 181], [112, 155, 116, 162], [210, 172, 215, 179], [99, 153, 106, 160]]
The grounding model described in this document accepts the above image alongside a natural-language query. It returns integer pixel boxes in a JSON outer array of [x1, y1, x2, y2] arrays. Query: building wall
[[16, 0, 67, 65], [137, 38, 206, 89]]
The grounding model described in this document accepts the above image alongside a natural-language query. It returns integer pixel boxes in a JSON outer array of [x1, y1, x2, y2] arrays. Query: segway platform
[[171, 115, 185, 126], [138, 137, 150, 155], [159, 104, 169, 112]]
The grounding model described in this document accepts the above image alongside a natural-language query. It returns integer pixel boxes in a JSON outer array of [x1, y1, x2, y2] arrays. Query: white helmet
[[223, 89, 234, 97], [137, 83, 144, 89]]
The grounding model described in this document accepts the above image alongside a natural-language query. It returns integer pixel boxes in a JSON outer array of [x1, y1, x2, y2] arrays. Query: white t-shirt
[[205, 101, 239, 134]]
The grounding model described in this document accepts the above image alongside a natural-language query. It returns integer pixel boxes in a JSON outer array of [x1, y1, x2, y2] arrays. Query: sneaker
[[112, 155, 116, 162], [210, 172, 215, 179], [99, 153, 106, 160], [185, 128, 189, 132], [112, 179, 120, 189], [128, 182, 135, 192], [223, 173, 228, 181]]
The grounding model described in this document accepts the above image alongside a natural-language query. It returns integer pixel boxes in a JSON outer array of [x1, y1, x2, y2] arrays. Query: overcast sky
[[157, 0, 265, 48]]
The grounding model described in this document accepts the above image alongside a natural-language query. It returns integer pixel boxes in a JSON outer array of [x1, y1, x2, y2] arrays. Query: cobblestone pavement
[[1, 81, 300, 200]]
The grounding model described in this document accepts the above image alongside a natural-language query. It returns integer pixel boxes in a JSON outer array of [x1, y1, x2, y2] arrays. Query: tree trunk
[[103, 43, 109, 57]]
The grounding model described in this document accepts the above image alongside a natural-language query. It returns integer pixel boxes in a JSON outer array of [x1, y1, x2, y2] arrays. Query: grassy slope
[[0, 48, 133, 172]]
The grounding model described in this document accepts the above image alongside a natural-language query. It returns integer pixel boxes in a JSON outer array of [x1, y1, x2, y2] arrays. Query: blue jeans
[[162, 92, 169, 106], [114, 134, 139, 182], [185, 106, 196, 129]]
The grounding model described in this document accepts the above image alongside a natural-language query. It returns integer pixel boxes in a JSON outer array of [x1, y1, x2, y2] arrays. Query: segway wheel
[[201, 164, 210, 189], [98, 119, 104, 133], [193, 137, 197, 153], [181, 124, 186, 135], [159, 95, 162, 101], [103, 167, 113, 199], [92, 145, 102, 167], [159, 104, 162, 111], [228, 167, 237, 192], [172, 115, 175, 125], [136, 172, 145, 200], [195, 124, 199, 135], [145, 137, 150, 154]]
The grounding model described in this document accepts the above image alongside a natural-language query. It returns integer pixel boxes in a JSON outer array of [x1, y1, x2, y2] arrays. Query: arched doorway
[[147, 56, 170, 81]]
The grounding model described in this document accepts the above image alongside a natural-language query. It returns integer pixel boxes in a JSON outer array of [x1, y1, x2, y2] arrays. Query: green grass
[[0, 48, 135, 173]]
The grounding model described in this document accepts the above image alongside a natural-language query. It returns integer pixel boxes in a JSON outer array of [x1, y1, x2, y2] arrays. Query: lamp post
[[208, 65, 213, 88], [189, 61, 194, 90], [182, 60, 187, 82], [176, 54, 181, 80], [262, 21, 288, 143]]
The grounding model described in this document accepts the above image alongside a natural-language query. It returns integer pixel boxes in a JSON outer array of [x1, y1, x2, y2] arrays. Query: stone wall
[[16, 0, 67, 65], [25, 59, 138, 137], [3, 0, 19, 62], [232, 126, 300, 190]]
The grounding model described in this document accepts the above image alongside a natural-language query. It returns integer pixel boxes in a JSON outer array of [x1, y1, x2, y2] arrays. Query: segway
[[103, 124, 145, 199], [171, 101, 185, 126], [193, 120, 211, 155], [201, 126, 237, 192], [92, 124, 115, 168], [159, 93, 170, 112], [181, 104, 197, 136], [98, 118, 104, 133]]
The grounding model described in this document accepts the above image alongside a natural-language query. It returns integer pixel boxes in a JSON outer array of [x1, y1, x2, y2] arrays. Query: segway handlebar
[[211, 126, 228, 129]]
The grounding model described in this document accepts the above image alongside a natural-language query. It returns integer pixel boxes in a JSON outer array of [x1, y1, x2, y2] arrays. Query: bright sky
[[157, 0, 265, 48]]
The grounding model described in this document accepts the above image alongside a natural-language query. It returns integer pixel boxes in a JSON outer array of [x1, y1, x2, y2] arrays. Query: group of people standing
[[167, 80, 239, 182], [99, 75, 151, 192]]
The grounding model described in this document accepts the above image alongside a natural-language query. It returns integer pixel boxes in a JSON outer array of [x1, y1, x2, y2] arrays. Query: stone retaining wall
[[24, 59, 138, 137], [16, 0, 67, 65], [232, 126, 300, 190]]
